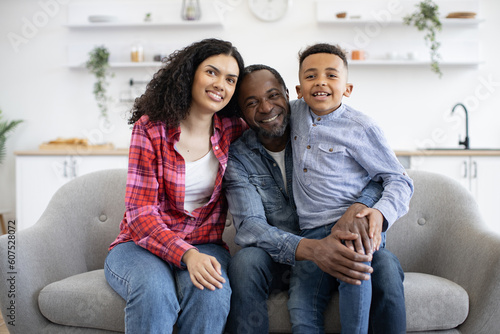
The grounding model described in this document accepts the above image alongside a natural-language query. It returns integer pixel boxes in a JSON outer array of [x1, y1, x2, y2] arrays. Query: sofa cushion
[[266, 272, 468, 333], [38, 270, 125, 332], [38, 270, 468, 333], [403, 273, 468, 331]]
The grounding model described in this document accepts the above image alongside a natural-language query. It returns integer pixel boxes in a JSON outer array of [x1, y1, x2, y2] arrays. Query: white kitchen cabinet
[[15, 152, 128, 231], [410, 154, 500, 234]]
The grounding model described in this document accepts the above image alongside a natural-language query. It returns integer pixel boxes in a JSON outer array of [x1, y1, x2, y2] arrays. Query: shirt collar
[[309, 103, 347, 121]]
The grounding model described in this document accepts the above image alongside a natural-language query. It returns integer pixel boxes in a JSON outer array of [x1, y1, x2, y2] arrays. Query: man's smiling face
[[238, 69, 290, 139]]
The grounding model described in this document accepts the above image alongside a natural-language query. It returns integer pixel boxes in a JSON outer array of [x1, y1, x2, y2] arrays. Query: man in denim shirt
[[224, 65, 406, 333]]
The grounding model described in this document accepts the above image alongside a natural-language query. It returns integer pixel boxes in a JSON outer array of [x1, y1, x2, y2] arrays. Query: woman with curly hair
[[104, 38, 247, 334]]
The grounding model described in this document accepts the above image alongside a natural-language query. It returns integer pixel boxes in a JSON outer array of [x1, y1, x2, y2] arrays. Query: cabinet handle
[[472, 161, 477, 179], [462, 161, 468, 179], [71, 157, 78, 178], [63, 160, 68, 178]]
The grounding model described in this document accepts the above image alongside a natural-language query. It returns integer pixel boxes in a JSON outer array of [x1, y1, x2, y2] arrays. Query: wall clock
[[248, 0, 291, 22]]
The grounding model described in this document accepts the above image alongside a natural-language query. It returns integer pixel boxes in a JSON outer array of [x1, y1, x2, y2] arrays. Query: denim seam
[[104, 261, 134, 331]]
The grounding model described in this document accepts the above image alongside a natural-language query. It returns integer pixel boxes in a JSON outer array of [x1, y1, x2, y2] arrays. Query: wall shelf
[[317, 18, 484, 26], [65, 1, 223, 29], [64, 20, 223, 29], [69, 61, 164, 69], [315, 0, 483, 69], [349, 60, 483, 67]]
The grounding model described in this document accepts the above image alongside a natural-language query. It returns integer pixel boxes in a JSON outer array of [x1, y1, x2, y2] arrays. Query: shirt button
[[273, 163, 277, 167], [294, 136, 297, 140], [191, 217, 195, 221], [329, 148, 333, 152], [312, 124, 317, 127], [307, 145, 311, 149], [317, 117, 321, 121], [214, 146, 219, 150], [303, 168, 308, 173]]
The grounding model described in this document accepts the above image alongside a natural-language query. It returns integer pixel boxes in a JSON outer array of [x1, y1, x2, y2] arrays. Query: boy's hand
[[182, 249, 226, 290], [334, 203, 372, 255], [356, 208, 384, 251]]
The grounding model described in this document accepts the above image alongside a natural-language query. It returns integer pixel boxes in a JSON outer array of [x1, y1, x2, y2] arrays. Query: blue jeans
[[288, 223, 371, 334], [227, 240, 405, 334], [104, 241, 232, 334], [226, 247, 290, 333]]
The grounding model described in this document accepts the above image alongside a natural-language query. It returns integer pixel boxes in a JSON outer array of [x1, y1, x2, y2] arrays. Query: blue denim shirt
[[290, 99, 414, 230], [223, 129, 384, 266]]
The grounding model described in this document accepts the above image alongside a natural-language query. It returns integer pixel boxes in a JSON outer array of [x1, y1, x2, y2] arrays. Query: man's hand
[[334, 203, 373, 255], [296, 231, 373, 285], [356, 208, 384, 251], [182, 249, 226, 290]]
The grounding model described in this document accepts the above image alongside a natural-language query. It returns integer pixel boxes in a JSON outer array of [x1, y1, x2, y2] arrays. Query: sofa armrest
[[0, 169, 126, 334], [0, 216, 89, 333], [388, 170, 500, 333]]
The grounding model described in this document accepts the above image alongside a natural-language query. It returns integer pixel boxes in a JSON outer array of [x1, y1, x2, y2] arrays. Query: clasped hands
[[301, 203, 384, 286]]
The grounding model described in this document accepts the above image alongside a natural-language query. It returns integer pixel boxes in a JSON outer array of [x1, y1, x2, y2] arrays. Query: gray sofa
[[1, 169, 500, 333]]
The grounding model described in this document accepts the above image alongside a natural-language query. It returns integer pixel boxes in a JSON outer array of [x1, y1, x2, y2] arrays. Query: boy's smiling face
[[296, 53, 353, 116]]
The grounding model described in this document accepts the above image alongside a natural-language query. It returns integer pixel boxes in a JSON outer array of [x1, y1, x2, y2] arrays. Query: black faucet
[[452, 103, 470, 149]]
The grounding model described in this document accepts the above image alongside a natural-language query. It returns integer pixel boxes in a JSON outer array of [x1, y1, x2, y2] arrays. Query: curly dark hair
[[129, 38, 245, 125], [298, 43, 349, 70]]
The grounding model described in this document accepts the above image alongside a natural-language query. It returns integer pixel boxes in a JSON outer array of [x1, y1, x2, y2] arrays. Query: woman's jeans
[[104, 241, 232, 334]]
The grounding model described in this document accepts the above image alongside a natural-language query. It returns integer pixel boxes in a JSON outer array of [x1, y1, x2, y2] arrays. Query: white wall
[[1, 0, 500, 221]]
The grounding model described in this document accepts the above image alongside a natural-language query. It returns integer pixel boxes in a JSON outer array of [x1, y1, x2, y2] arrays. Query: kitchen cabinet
[[315, 0, 483, 68], [15, 151, 128, 231], [408, 153, 500, 234]]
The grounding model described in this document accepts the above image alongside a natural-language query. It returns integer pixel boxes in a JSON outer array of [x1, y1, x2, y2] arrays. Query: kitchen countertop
[[15, 148, 129, 156], [15, 148, 500, 157], [394, 149, 500, 156]]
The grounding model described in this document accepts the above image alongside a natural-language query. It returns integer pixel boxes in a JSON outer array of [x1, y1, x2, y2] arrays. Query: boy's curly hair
[[298, 43, 349, 70], [129, 38, 244, 126]]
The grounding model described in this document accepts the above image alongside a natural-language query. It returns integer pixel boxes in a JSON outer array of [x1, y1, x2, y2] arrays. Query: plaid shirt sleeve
[[123, 118, 196, 267]]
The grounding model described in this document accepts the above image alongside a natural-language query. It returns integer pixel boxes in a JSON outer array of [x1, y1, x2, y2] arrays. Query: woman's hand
[[182, 249, 226, 290]]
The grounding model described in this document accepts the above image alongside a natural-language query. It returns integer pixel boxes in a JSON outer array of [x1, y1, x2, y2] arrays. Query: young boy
[[288, 43, 414, 333]]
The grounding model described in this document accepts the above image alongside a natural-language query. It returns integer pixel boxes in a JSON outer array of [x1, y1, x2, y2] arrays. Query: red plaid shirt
[[109, 114, 247, 268]]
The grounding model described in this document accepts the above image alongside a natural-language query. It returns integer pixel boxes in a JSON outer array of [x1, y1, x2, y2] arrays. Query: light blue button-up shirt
[[224, 128, 385, 265], [290, 99, 414, 231]]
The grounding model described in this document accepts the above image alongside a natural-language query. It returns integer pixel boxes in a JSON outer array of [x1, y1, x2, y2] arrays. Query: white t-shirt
[[264, 148, 287, 192], [184, 149, 219, 213]]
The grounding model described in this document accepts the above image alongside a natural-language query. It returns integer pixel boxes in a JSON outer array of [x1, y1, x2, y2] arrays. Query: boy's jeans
[[288, 222, 372, 334], [104, 241, 231, 334]]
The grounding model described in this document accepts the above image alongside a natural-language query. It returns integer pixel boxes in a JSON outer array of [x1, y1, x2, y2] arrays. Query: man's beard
[[257, 112, 290, 138]]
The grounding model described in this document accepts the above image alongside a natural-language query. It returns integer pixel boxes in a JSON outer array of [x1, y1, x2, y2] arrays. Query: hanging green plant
[[86, 45, 114, 119], [403, 0, 443, 77], [0, 108, 23, 164]]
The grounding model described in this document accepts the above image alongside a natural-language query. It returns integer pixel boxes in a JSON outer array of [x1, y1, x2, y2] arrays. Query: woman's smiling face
[[190, 54, 240, 115]]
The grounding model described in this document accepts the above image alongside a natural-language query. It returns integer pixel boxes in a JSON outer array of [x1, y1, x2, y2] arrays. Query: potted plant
[[86, 45, 114, 120], [0, 109, 23, 164], [403, 0, 443, 77]]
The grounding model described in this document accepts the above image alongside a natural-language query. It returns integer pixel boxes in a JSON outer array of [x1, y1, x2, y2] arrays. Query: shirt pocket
[[316, 144, 346, 175], [249, 174, 282, 214]]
